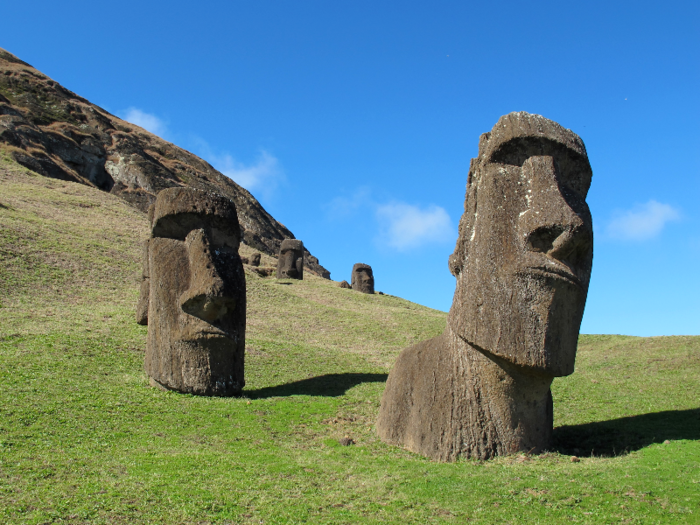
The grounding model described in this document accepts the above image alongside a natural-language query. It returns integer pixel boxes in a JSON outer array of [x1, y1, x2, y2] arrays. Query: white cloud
[[324, 187, 372, 219], [210, 150, 284, 199], [121, 107, 168, 137], [376, 202, 455, 251], [607, 200, 680, 241]]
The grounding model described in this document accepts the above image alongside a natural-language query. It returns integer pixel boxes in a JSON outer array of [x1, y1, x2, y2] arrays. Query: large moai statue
[[138, 187, 246, 396], [276, 239, 304, 279], [351, 263, 374, 294], [377, 112, 594, 461]]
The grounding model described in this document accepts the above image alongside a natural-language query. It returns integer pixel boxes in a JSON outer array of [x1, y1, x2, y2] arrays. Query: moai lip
[[377, 112, 594, 461], [276, 239, 304, 280], [351, 263, 374, 294], [137, 187, 246, 396]]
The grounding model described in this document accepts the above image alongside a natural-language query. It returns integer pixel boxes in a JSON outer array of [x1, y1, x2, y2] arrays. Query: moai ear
[[136, 239, 150, 325]]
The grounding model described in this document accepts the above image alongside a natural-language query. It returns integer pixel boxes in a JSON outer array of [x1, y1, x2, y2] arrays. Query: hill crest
[[0, 47, 330, 278]]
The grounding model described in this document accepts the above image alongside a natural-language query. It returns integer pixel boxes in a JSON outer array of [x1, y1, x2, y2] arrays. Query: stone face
[[276, 239, 304, 279], [351, 263, 374, 294], [339, 280, 351, 289], [140, 187, 246, 396], [249, 252, 261, 267], [0, 47, 331, 280], [377, 112, 593, 461]]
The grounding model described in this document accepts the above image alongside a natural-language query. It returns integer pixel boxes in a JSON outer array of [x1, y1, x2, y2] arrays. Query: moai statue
[[377, 112, 594, 460], [276, 239, 304, 279], [135, 240, 150, 325], [249, 252, 261, 267], [351, 263, 374, 294], [137, 187, 246, 396], [339, 280, 351, 289]]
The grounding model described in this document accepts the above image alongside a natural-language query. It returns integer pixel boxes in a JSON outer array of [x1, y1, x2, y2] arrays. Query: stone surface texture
[[140, 187, 246, 396], [377, 112, 594, 461], [135, 240, 150, 325], [339, 280, 351, 289], [0, 48, 330, 279], [351, 263, 374, 294], [276, 239, 304, 280]]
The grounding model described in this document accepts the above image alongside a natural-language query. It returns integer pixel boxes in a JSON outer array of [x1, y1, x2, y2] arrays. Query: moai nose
[[519, 156, 593, 268], [179, 228, 235, 323]]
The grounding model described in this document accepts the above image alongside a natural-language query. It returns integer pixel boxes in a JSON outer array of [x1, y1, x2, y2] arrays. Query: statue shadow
[[551, 408, 700, 456], [245, 373, 388, 399]]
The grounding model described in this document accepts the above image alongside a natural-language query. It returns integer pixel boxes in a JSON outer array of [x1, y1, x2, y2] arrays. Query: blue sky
[[3, 1, 699, 336]]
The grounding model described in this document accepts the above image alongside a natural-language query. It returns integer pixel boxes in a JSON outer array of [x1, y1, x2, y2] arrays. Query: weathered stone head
[[448, 112, 593, 375], [276, 239, 304, 279], [377, 112, 593, 461], [351, 263, 374, 294], [138, 187, 246, 396]]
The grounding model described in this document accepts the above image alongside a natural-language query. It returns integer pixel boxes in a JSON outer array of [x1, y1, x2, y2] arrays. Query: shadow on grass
[[246, 373, 388, 399], [552, 408, 700, 456]]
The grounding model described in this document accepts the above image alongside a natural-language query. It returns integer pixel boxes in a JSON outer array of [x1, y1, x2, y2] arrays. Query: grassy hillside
[[1, 152, 698, 524]]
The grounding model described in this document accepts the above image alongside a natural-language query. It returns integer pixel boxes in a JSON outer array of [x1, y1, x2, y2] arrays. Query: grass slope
[[1, 153, 698, 524]]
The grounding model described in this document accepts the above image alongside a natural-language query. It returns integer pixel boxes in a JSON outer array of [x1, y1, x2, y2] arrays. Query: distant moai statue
[[351, 263, 374, 294], [377, 112, 594, 460], [137, 187, 246, 396], [276, 239, 304, 279], [249, 252, 261, 267], [339, 280, 351, 289]]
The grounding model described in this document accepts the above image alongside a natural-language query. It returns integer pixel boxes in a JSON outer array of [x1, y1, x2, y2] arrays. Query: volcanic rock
[[140, 187, 246, 396], [0, 47, 330, 279], [377, 112, 594, 461]]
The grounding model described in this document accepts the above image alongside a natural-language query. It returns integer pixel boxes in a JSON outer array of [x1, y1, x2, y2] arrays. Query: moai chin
[[137, 187, 246, 396], [351, 263, 374, 294], [276, 239, 304, 279], [377, 112, 594, 461]]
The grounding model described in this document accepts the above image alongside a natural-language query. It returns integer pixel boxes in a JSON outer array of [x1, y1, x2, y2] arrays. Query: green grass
[[1, 158, 698, 524]]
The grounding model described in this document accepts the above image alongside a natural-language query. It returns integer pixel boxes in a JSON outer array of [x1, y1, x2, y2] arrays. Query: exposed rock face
[[0, 47, 330, 279], [351, 263, 374, 294], [276, 239, 304, 279], [377, 112, 594, 461], [139, 187, 246, 396]]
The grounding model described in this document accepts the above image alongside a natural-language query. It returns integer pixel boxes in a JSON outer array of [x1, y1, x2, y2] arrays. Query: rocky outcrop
[[0, 47, 330, 278]]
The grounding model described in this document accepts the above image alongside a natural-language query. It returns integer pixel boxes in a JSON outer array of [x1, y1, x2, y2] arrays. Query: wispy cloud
[[607, 200, 680, 241], [324, 187, 372, 219], [200, 145, 284, 200], [121, 107, 168, 137], [376, 202, 455, 251]]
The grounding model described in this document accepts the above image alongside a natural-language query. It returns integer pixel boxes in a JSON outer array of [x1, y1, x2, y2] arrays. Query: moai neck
[[443, 323, 554, 458]]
